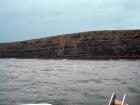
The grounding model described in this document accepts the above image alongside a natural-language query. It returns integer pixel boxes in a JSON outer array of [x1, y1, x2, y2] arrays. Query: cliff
[[0, 29, 140, 59]]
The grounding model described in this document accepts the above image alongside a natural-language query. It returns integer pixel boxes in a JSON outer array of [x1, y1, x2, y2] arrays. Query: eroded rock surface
[[0, 30, 140, 59]]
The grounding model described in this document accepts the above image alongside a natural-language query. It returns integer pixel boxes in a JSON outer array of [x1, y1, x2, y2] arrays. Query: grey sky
[[0, 0, 140, 42]]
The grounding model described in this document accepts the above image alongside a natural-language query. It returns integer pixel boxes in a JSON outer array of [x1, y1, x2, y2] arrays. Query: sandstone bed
[[0, 29, 140, 59]]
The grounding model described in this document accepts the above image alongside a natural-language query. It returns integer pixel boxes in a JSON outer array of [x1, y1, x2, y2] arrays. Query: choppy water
[[0, 59, 140, 105]]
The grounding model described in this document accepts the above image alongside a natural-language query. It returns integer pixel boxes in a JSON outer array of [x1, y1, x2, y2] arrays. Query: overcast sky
[[0, 0, 140, 42]]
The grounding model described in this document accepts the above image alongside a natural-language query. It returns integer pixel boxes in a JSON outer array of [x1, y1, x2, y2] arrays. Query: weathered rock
[[0, 29, 140, 59]]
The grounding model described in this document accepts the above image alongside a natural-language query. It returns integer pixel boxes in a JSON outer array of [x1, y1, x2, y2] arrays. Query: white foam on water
[[21, 103, 52, 105]]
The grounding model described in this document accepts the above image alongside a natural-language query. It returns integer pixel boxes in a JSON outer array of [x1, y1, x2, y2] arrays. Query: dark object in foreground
[[108, 93, 128, 105], [0, 29, 140, 59]]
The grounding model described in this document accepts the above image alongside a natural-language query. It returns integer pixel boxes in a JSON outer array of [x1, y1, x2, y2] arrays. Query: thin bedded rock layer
[[0, 29, 140, 59]]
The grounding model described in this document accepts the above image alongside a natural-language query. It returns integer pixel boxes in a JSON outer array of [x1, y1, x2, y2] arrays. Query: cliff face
[[0, 29, 140, 59]]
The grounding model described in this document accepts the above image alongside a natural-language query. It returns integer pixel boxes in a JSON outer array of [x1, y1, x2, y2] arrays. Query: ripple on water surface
[[0, 59, 140, 105]]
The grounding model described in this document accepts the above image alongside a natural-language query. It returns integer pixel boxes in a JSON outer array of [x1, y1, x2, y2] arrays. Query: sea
[[0, 59, 140, 105]]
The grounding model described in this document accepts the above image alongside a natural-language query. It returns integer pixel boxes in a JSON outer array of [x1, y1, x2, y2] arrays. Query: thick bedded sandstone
[[0, 29, 140, 59]]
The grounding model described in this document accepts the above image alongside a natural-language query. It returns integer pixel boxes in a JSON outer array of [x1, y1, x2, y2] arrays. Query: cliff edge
[[0, 29, 140, 59]]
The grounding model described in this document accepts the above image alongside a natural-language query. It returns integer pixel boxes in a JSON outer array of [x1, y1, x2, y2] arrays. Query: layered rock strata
[[0, 30, 140, 59]]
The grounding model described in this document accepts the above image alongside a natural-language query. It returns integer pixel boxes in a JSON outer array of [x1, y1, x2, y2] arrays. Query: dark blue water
[[0, 59, 140, 105]]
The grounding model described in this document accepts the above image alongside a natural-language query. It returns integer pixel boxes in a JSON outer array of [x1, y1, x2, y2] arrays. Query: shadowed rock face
[[0, 29, 140, 59]]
